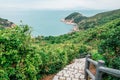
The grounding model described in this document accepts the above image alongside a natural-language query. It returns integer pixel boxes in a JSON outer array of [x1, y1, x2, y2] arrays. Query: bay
[[0, 10, 105, 36]]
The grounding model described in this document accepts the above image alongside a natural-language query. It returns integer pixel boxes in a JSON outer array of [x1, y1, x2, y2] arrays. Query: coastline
[[61, 19, 79, 32]]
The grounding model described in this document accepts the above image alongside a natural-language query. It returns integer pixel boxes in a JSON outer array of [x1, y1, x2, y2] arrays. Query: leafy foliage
[[0, 25, 80, 80], [0, 25, 42, 80]]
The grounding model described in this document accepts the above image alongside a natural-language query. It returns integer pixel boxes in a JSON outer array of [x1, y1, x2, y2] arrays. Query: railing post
[[84, 54, 91, 80], [95, 60, 105, 80]]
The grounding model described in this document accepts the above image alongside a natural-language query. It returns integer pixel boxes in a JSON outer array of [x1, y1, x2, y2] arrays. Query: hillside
[[65, 9, 120, 29], [39, 18, 120, 80], [65, 12, 87, 23], [0, 17, 15, 29], [0, 9, 120, 80]]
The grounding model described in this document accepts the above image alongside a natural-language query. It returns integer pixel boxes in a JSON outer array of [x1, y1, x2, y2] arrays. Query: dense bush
[[0, 25, 80, 80], [0, 25, 42, 80]]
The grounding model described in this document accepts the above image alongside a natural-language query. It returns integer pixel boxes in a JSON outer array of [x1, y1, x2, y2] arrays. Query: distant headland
[[0, 17, 15, 29]]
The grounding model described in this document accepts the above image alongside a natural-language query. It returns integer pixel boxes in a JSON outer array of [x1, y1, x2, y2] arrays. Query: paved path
[[53, 58, 85, 80]]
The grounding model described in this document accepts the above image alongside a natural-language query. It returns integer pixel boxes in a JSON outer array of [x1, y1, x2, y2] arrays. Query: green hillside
[[65, 12, 87, 23], [65, 9, 120, 29], [0, 9, 120, 80]]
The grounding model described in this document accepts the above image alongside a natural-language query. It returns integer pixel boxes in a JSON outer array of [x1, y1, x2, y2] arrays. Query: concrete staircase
[[53, 58, 85, 80]]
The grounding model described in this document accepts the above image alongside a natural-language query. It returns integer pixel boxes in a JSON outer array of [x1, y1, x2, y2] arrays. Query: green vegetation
[[0, 9, 120, 80], [0, 25, 80, 80]]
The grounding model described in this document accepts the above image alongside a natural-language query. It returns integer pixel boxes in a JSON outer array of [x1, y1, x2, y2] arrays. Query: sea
[[0, 10, 106, 37]]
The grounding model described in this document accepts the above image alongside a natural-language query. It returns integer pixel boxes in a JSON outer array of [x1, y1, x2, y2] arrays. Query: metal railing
[[84, 54, 120, 80]]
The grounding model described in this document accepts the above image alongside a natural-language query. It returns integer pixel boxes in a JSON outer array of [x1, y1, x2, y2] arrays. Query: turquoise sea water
[[0, 10, 105, 36]]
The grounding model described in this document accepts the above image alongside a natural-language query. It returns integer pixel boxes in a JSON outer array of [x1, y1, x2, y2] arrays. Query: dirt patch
[[41, 74, 55, 80], [89, 63, 96, 75]]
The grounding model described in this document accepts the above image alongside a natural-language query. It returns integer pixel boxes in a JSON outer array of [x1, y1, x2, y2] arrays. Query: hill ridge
[[65, 9, 120, 30]]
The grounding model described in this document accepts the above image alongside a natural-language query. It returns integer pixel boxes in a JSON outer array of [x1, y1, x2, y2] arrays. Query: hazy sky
[[0, 0, 120, 10]]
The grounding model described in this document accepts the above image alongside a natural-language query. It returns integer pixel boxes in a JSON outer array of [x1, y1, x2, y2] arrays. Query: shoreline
[[61, 19, 79, 32]]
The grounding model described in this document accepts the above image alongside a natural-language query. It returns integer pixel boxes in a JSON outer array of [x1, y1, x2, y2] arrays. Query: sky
[[0, 0, 120, 10]]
